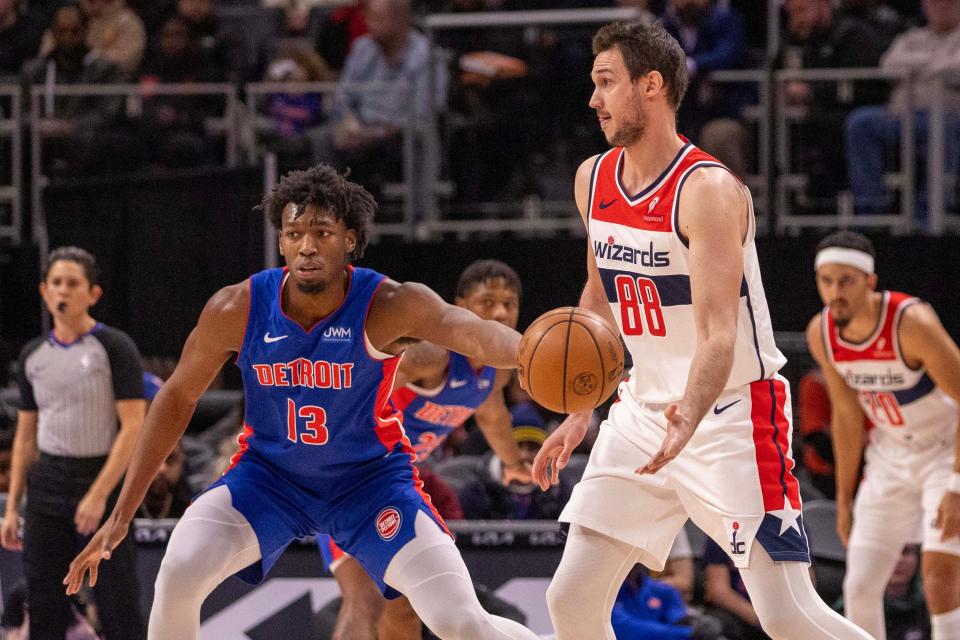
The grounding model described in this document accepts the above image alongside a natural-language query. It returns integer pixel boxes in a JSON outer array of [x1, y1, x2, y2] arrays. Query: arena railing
[[243, 80, 421, 247], [926, 70, 960, 235], [773, 67, 917, 233], [417, 7, 648, 237], [0, 85, 22, 244], [28, 82, 240, 247]]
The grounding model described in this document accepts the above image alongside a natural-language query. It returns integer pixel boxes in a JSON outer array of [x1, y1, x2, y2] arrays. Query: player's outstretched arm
[[806, 313, 865, 546], [64, 281, 250, 595], [368, 281, 521, 369], [638, 168, 745, 475], [898, 303, 960, 540]]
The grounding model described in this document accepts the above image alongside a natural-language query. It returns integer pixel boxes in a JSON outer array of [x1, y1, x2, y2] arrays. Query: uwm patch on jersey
[[824, 291, 958, 445], [587, 139, 785, 404]]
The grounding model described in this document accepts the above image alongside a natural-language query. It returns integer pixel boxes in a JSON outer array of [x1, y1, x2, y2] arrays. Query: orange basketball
[[517, 307, 624, 414]]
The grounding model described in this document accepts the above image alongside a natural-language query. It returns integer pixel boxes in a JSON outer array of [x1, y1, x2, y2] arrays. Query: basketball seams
[[561, 308, 575, 413], [569, 318, 606, 407], [524, 316, 567, 404]]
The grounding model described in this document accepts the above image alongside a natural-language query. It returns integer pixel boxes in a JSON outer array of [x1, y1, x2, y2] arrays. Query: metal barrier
[[28, 82, 239, 243], [773, 67, 915, 233], [928, 70, 960, 235], [0, 85, 21, 243]]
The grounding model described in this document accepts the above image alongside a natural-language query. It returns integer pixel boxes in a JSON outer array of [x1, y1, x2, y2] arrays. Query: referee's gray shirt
[[18, 323, 144, 457]]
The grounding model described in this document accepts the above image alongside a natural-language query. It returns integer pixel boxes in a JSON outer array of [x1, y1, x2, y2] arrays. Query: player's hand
[[636, 403, 695, 475], [502, 460, 534, 487], [836, 501, 853, 547], [74, 491, 107, 536], [532, 412, 589, 491], [0, 511, 21, 551], [936, 490, 960, 542], [63, 512, 129, 595]]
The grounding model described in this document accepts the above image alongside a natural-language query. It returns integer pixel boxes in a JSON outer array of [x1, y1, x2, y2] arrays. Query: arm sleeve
[[93, 327, 145, 400], [16, 338, 44, 411]]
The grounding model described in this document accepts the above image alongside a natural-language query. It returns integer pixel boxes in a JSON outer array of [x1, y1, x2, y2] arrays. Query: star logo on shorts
[[768, 494, 802, 536]]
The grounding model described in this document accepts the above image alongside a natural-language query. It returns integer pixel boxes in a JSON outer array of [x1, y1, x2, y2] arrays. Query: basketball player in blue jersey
[[807, 231, 960, 640], [532, 21, 872, 639], [319, 258, 533, 640], [63, 165, 540, 640]]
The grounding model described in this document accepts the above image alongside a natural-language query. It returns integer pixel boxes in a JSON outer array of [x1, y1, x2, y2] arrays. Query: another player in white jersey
[[807, 231, 960, 640], [532, 20, 872, 639]]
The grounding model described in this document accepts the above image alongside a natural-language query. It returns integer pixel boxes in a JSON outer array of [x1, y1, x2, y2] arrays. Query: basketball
[[517, 307, 624, 414]]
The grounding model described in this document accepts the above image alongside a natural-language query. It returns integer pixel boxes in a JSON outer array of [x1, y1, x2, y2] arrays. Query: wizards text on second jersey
[[588, 138, 786, 404], [232, 266, 407, 488], [824, 291, 958, 448], [390, 352, 496, 461]]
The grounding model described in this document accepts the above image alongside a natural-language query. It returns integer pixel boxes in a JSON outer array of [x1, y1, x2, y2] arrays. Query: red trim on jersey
[[327, 537, 345, 562], [277, 265, 356, 334], [826, 291, 915, 363], [750, 379, 801, 511], [373, 356, 405, 451], [226, 423, 255, 472], [390, 385, 418, 413], [590, 142, 724, 231]]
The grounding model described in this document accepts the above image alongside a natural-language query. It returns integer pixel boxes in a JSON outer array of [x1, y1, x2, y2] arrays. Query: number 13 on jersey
[[614, 274, 666, 337], [287, 398, 329, 445]]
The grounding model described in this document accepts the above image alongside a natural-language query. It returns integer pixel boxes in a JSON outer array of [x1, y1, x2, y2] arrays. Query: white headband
[[814, 247, 875, 274]]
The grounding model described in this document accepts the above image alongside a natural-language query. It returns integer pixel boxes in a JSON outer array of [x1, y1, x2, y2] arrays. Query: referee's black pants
[[24, 453, 145, 640]]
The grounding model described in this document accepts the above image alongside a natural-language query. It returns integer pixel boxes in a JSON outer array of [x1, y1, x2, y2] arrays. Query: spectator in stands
[[175, 0, 244, 81], [459, 404, 571, 520], [0, 246, 145, 640], [261, 46, 332, 166], [613, 564, 728, 640], [839, 0, 912, 49], [0, 0, 42, 77], [22, 4, 126, 177], [314, 1, 367, 73], [798, 368, 838, 499], [661, 0, 750, 176], [137, 15, 223, 167], [703, 537, 769, 640], [82, 0, 145, 78], [308, 0, 448, 197], [653, 528, 697, 603], [846, 0, 960, 221], [137, 441, 190, 519], [779, 0, 886, 206]]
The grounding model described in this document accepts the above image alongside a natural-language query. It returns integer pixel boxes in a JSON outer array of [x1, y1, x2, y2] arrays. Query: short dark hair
[[259, 164, 375, 261], [592, 21, 689, 109], [456, 260, 522, 300], [43, 246, 99, 286], [815, 230, 876, 258]]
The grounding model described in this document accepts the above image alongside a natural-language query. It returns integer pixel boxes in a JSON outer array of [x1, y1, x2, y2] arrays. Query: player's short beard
[[296, 279, 327, 294], [608, 93, 646, 147]]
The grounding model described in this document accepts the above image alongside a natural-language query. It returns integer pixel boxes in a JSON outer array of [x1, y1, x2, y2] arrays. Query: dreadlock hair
[[259, 164, 376, 261]]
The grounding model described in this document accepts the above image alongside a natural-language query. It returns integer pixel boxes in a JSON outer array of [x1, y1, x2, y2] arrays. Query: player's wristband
[[947, 472, 960, 495]]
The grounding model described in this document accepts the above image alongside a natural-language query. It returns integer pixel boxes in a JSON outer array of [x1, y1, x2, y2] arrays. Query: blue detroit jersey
[[231, 266, 407, 487], [390, 352, 496, 461]]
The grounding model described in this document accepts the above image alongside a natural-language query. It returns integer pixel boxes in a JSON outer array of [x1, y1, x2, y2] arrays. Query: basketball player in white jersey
[[806, 230, 960, 640], [531, 21, 872, 639]]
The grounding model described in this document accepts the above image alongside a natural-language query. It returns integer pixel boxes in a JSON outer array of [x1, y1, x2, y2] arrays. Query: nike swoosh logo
[[449, 379, 468, 389], [599, 198, 618, 209], [263, 333, 289, 343], [713, 399, 742, 415]]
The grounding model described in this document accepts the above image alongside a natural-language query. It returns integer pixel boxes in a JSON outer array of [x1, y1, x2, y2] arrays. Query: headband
[[814, 247, 874, 275]]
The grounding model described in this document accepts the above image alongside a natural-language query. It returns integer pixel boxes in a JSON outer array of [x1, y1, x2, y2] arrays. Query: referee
[[1, 247, 146, 640]]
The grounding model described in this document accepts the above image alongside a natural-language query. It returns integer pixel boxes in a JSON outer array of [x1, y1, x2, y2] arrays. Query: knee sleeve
[[841, 545, 901, 640]]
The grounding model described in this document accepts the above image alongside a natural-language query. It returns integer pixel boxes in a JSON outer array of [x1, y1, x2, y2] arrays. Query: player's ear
[[643, 70, 664, 100], [345, 229, 357, 254], [89, 284, 103, 306], [867, 273, 878, 291]]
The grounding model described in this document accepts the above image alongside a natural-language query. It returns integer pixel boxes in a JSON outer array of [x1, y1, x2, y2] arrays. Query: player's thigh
[[560, 424, 688, 570], [921, 461, 960, 557], [849, 468, 923, 553]]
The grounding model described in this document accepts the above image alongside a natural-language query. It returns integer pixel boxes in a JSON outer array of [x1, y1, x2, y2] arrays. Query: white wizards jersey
[[588, 140, 786, 404], [824, 291, 958, 449]]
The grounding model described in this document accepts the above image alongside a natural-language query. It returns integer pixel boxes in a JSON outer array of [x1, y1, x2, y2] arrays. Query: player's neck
[[839, 292, 884, 343], [619, 123, 685, 195], [52, 314, 97, 344], [282, 269, 350, 330]]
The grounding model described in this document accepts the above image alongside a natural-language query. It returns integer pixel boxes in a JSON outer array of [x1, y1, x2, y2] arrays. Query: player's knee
[[754, 600, 798, 638], [843, 566, 884, 602], [418, 605, 488, 640], [546, 577, 604, 633], [154, 545, 214, 598]]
